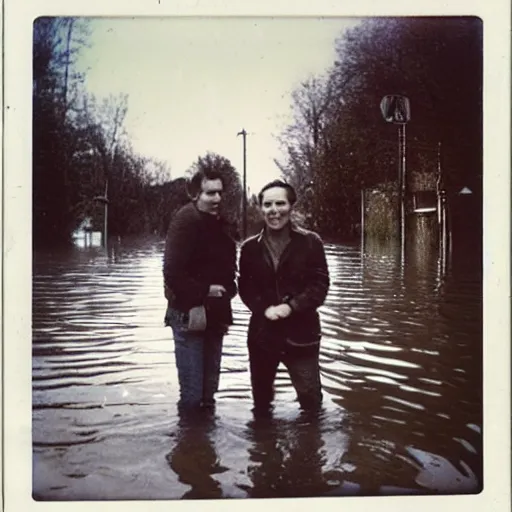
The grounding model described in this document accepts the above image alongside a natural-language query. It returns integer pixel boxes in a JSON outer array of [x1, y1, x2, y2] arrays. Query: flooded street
[[32, 235, 482, 500]]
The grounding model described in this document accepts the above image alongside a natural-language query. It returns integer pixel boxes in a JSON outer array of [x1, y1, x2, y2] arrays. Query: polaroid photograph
[[4, 1, 510, 511]]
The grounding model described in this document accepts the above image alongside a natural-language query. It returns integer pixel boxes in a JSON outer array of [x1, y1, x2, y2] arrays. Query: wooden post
[[442, 190, 448, 272], [360, 188, 365, 251]]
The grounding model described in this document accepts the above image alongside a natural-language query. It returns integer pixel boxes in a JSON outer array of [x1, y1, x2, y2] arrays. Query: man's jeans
[[248, 341, 323, 412], [166, 307, 224, 412]]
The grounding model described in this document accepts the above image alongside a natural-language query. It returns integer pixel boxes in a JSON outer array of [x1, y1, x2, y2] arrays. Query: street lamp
[[97, 143, 118, 248], [93, 182, 109, 247], [237, 128, 247, 239], [75, 143, 113, 248]]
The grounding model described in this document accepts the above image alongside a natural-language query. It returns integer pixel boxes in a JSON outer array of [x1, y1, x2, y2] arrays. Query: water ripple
[[32, 237, 482, 499]]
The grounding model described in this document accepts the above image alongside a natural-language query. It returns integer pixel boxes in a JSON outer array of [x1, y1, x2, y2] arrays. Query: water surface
[[32, 235, 482, 499]]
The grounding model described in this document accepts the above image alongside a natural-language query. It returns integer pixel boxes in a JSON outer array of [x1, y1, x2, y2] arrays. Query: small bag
[[187, 305, 207, 332]]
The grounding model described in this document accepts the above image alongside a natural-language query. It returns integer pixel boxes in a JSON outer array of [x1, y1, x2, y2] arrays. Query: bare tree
[[276, 75, 334, 190]]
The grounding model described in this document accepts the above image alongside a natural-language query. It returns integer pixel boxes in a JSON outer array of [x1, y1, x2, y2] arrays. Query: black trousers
[[248, 341, 323, 411]]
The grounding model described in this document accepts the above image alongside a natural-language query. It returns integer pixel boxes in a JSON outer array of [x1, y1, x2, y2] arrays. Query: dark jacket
[[238, 224, 330, 352], [163, 202, 237, 328]]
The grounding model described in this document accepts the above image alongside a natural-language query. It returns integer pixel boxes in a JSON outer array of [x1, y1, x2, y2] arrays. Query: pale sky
[[76, 17, 360, 193]]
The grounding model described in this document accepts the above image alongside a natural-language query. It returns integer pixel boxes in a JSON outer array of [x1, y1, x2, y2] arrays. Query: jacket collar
[[193, 202, 222, 221], [255, 223, 302, 244], [255, 223, 304, 270]]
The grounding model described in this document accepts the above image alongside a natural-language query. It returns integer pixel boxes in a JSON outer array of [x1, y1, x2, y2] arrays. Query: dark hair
[[188, 168, 225, 199], [257, 179, 297, 206]]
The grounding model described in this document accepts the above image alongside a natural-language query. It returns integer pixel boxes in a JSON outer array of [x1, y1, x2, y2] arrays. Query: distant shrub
[[364, 184, 399, 241]]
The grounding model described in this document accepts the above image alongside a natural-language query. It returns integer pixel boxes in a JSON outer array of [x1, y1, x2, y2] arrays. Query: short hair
[[258, 179, 297, 206], [188, 168, 225, 199]]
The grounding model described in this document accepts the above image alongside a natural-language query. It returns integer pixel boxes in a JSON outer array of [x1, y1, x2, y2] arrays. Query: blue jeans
[[166, 307, 224, 412]]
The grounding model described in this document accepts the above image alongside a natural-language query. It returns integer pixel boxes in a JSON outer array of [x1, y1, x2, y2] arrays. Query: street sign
[[380, 95, 411, 124]]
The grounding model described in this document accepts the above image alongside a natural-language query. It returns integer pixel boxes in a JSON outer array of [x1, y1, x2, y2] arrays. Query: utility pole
[[103, 179, 108, 247], [93, 184, 109, 248], [94, 147, 114, 248], [237, 129, 247, 239]]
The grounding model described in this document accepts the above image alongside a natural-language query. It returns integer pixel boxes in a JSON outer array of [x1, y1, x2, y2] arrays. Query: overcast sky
[[76, 17, 360, 193]]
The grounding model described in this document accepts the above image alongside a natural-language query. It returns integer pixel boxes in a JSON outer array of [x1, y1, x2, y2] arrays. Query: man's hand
[[264, 306, 280, 321], [274, 303, 292, 318], [208, 284, 226, 297], [264, 303, 292, 321]]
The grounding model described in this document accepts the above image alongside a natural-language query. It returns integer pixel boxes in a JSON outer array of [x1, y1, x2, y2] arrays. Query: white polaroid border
[[4, 0, 510, 511]]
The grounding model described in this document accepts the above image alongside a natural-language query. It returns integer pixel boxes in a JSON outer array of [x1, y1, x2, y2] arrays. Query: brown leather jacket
[[238, 224, 330, 352], [163, 202, 237, 328]]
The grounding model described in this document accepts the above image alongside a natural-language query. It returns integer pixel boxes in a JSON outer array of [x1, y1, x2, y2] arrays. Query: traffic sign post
[[380, 95, 411, 124], [380, 95, 411, 253]]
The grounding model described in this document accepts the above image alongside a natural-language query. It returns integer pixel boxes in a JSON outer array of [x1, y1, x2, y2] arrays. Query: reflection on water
[[167, 413, 226, 499], [32, 234, 482, 500]]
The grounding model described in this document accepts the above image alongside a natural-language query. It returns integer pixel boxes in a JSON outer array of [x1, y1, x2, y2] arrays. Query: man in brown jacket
[[239, 180, 330, 417], [163, 168, 237, 416]]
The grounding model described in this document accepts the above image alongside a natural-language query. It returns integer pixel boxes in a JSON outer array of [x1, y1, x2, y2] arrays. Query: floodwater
[[32, 232, 482, 500]]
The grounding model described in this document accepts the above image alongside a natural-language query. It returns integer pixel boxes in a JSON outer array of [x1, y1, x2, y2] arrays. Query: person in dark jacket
[[238, 179, 330, 416], [163, 168, 237, 415]]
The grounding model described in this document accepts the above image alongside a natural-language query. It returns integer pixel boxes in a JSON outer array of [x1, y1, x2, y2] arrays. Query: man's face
[[260, 186, 292, 231], [196, 178, 223, 216]]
